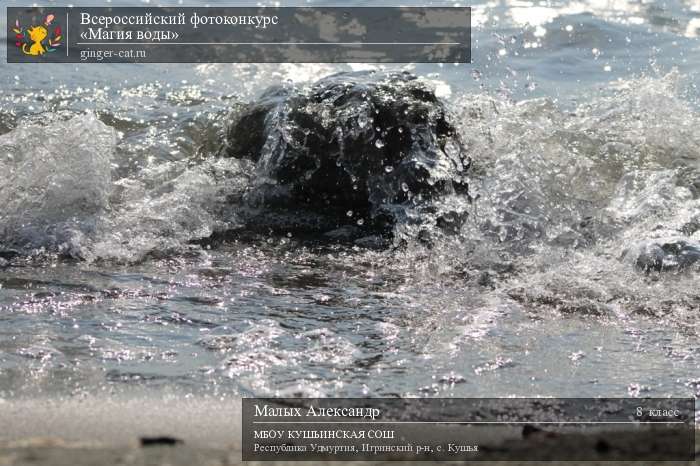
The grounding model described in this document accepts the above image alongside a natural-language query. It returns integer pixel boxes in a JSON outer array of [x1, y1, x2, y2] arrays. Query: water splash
[[0, 113, 115, 258]]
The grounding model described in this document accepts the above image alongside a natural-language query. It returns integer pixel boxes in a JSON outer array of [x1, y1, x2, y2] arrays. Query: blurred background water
[[0, 0, 699, 408]]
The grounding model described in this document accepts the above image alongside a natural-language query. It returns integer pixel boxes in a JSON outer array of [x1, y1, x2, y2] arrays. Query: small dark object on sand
[[521, 424, 542, 438], [595, 439, 611, 453], [139, 436, 183, 447]]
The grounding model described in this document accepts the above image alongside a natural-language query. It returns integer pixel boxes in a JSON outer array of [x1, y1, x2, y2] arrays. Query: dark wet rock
[[0, 248, 20, 261], [220, 71, 470, 240], [627, 239, 700, 272], [679, 218, 700, 236], [677, 167, 700, 199]]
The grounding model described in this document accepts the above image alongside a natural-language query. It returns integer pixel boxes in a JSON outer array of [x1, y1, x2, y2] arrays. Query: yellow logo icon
[[14, 14, 62, 56]]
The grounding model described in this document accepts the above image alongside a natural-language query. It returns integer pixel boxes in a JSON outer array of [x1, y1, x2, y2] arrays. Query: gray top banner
[[7, 7, 471, 63]]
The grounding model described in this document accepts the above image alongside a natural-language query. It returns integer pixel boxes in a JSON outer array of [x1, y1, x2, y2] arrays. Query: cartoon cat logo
[[13, 14, 62, 56]]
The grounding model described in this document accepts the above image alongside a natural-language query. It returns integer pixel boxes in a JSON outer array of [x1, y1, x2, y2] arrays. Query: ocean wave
[[0, 113, 115, 259], [1, 72, 697, 283]]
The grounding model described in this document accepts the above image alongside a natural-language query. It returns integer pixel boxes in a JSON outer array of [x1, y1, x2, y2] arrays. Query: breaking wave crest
[[0, 114, 115, 258], [452, 70, 699, 322], [1, 71, 698, 312], [0, 113, 250, 263]]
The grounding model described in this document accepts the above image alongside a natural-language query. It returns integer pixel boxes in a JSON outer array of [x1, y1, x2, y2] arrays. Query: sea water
[[0, 0, 698, 411]]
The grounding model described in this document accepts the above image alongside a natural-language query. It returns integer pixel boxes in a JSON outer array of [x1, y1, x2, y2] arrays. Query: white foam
[[0, 114, 116, 258]]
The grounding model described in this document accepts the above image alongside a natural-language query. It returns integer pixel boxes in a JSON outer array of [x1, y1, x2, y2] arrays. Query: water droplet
[[444, 140, 460, 159], [398, 127, 404, 133], [356, 218, 364, 226], [384, 165, 394, 173], [346, 210, 353, 217], [357, 114, 368, 129], [401, 182, 409, 192], [498, 226, 508, 242], [375, 139, 385, 149]]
